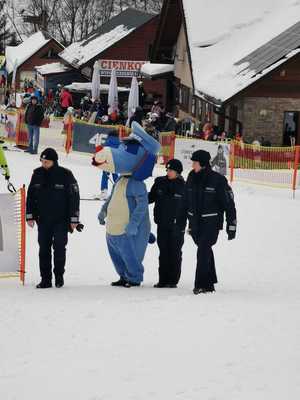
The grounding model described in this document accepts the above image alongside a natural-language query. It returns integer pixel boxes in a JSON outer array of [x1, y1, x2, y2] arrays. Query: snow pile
[[5, 31, 51, 74], [60, 25, 135, 67], [141, 63, 175, 77], [35, 62, 71, 75], [65, 82, 130, 93], [1, 142, 300, 399], [183, 0, 300, 101]]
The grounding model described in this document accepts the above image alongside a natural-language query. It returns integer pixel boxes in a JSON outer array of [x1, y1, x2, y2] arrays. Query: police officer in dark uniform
[[183, 150, 237, 294], [148, 159, 185, 288], [26, 148, 80, 289]]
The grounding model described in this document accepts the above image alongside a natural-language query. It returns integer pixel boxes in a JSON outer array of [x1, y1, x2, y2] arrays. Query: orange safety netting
[[230, 141, 300, 190]]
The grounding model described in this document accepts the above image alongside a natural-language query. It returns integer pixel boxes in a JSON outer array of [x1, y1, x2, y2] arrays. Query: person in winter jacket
[[148, 159, 185, 288], [60, 88, 73, 115], [181, 149, 237, 294], [151, 100, 164, 118], [99, 130, 120, 200], [163, 113, 177, 132], [24, 95, 44, 154], [26, 148, 80, 289], [129, 106, 144, 127]]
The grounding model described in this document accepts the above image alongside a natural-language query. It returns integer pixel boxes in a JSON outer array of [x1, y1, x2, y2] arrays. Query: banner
[[72, 122, 119, 153], [159, 132, 176, 163], [0, 111, 18, 141], [174, 138, 230, 176], [99, 59, 147, 78], [15, 108, 29, 147], [0, 193, 19, 273]]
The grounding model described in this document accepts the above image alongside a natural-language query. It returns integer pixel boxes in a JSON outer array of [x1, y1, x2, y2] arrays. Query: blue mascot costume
[[93, 122, 160, 287]]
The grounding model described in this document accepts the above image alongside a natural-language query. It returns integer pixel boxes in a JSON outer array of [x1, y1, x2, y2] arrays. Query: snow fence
[[0, 187, 26, 283]]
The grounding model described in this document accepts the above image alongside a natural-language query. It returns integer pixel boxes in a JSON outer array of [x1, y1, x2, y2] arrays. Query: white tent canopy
[[64, 82, 129, 93], [127, 76, 139, 125], [91, 61, 101, 101], [108, 68, 119, 114]]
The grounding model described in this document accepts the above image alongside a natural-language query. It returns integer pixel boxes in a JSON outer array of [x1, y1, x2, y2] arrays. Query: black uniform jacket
[[148, 175, 186, 230], [26, 164, 80, 224], [183, 168, 237, 236]]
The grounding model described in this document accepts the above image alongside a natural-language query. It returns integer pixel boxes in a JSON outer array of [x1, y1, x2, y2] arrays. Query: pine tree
[[0, 0, 16, 54]]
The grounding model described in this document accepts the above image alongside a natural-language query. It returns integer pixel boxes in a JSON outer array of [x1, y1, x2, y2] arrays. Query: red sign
[[99, 59, 147, 77]]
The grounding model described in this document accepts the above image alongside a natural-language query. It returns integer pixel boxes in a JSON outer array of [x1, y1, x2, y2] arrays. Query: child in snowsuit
[[148, 159, 185, 288]]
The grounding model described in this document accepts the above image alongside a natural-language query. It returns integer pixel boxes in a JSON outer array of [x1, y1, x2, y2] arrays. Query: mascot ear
[[132, 152, 157, 181], [131, 122, 160, 154]]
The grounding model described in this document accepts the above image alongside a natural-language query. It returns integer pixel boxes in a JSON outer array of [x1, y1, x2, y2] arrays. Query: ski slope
[[1, 147, 300, 400]]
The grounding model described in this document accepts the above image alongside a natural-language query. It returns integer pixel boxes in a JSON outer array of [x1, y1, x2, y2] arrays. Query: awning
[[141, 63, 174, 79], [35, 62, 71, 75], [64, 82, 130, 93]]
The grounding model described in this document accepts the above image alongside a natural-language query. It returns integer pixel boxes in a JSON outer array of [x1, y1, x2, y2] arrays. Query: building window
[[179, 87, 182, 105], [204, 102, 212, 122], [192, 97, 196, 117], [179, 84, 190, 113], [42, 48, 58, 59], [229, 105, 238, 134], [193, 98, 203, 121]]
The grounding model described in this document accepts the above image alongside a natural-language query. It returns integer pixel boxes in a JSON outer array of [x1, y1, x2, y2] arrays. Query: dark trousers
[[157, 226, 184, 285], [38, 222, 68, 282], [192, 230, 219, 289]]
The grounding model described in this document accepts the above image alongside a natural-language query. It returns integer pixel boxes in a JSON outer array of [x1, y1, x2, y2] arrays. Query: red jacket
[[60, 91, 73, 108]]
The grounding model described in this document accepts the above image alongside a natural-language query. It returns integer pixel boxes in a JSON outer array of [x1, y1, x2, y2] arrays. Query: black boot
[[111, 278, 127, 287], [36, 281, 52, 289], [154, 282, 167, 288], [55, 276, 64, 288], [124, 281, 141, 288], [193, 285, 215, 295]]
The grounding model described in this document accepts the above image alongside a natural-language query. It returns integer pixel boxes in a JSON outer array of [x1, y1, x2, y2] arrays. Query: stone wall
[[232, 97, 300, 145]]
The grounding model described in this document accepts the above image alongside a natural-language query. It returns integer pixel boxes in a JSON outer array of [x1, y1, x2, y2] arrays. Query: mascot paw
[[148, 232, 156, 244], [98, 211, 106, 225]]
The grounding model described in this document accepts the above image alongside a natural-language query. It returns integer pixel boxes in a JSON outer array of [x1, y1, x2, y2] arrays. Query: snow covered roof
[[35, 62, 71, 75], [5, 31, 56, 74], [60, 8, 156, 68], [182, 0, 300, 102], [64, 82, 130, 93], [141, 63, 174, 78]]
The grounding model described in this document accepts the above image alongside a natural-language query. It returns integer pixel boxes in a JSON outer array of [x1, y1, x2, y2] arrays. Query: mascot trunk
[[93, 122, 160, 284]]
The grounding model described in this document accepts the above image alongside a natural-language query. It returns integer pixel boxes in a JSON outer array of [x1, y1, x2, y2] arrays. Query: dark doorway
[[283, 111, 299, 146]]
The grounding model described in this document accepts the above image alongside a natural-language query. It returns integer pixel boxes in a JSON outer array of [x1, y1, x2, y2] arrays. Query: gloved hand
[[148, 232, 156, 244], [125, 224, 138, 236], [98, 209, 106, 225], [227, 224, 237, 241], [76, 223, 84, 232]]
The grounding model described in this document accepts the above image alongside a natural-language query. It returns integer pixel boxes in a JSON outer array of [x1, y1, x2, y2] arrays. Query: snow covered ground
[[1, 138, 300, 399]]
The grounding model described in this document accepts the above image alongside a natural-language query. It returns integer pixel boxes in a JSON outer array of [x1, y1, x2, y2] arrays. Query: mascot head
[[92, 122, 160, 180]]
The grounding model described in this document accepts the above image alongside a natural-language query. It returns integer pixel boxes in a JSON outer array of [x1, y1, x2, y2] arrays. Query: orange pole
[[292, 146, 300, 197], [15, 110, 21, 146], [65, 115, 73, 155], [169, 132, 176, 162], [230, 141, 235, 183], [20, 185, 26, 285]]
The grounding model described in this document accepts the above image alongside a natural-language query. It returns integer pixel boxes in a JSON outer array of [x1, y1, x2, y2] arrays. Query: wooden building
[[60, 8, 165, 105], [5, 31, 64, 90], [147, 0, 300, 145]]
